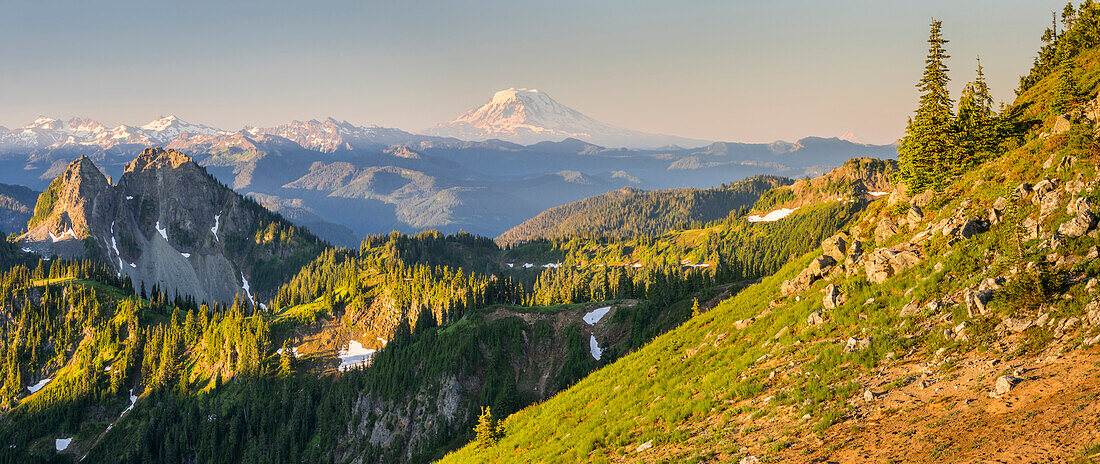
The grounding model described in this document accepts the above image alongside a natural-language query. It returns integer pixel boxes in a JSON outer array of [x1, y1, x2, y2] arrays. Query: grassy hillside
[[496, 175, 789, 246], [440, 23, 1100, 463]]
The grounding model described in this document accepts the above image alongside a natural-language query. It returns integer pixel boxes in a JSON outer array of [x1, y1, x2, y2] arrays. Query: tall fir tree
[[953, 57, 999, 172], [1051, 58, 1081, 115], [899, 19, 955, 194]]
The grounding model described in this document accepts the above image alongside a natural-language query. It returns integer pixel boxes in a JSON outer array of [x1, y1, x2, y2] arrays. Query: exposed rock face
[[17, 148, 322, 305]]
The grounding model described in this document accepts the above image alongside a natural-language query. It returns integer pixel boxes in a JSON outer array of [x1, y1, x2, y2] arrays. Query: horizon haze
[[0, 0, 1067, 145]]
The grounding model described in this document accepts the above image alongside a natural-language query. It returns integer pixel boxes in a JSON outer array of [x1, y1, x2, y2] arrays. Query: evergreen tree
[[899, 19, 955, 194], [1051, 58, 1081, 114], [474, 406, 504, 448], [691, 298, 700, 317], [953, 57, 999, 171], [279, 340, 295, 377]]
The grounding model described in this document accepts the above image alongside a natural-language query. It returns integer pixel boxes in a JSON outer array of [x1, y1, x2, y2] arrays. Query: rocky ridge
[[16, 147, 324, 305]]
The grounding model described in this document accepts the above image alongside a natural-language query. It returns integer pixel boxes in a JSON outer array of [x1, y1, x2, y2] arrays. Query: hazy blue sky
[[0, 0, 1067, 144]]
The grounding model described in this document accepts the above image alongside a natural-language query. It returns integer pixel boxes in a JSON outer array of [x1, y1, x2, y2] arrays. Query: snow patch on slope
[[154, 220, 168, 242], [49, 228, 75, 242], [120, 389, 138, 417], [338, 340, 376, 370], [241, 272, 254, 306], [747, 208, 798, 223], [583, 306, 611, 325], [27, 378, 51, 393], [589, 335, 603, 360]]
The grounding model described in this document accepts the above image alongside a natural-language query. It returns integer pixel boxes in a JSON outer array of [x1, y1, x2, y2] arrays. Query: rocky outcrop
[[781, 255, 835, 296], [1059, 197, 1098, 237], [822, 283, 843, 309], [822, 233, 847, 262], [17, 148, 323, 305], [874, 218, 899, 242], [864, 245, 921, 284]]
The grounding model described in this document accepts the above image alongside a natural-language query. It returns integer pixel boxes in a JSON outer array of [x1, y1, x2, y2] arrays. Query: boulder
[[992, 196, 1009, 212], [1059, 198, 1098, 238], [1022, 217, 1041, 240], [822, 234, 848, 262], [1033, 178, 1058, 195], [1066, 173, 1088, 194], [1037, 190, 1063, 218], [874, 219, 900, 243], [890, 250, 921, 274], [865, 249, 896, 284], [782, 255, 837, 296], [953, 322, 969, 341], [965, 289, 992, 317], [1058, 212, 1097, 237], [1012, 182, 1032, 198], [906, 205, 924, 225], [808, 255, 836, 276], [807, 311, 826, 326], [1055, 317, 1081, 338], [1002, 317, 1034, 333], [844, 337, 872, 352], [863, 246, 920, 284], [958, 219, 986, 239], [1052, 114, 1072, 135], [899, 301, 921, 317], [992, 375, 1022, 397], [910, 190, 934, 208], [844, 240, 864, 270], [823, 283, 842, 309], [978, 277, 1003, 292]]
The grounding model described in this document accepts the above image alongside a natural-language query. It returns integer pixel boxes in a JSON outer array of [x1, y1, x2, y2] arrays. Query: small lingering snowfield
[[55, 437, 71, 451], [746, 207, 798, 223], [120, 389, 138, 417], [589, 335, 603, 360], [583, 306, 611, 325], [337, 340, 375, 370], [27, 378, 51, 393]]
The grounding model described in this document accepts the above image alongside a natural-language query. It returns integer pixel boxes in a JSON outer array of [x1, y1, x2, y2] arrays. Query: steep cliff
[[16, 147, 325, 305]]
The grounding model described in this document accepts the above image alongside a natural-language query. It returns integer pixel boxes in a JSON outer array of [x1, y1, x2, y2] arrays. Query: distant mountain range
[[0, 90, 897, 245]]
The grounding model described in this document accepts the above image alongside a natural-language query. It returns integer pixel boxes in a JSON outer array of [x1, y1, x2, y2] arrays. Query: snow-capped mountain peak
[[26, 116, 62, 130], [141, 115, 181, 131], [425, 88, 709, 148], [139, 115, 225, 137], [838, 131, 864, 145]]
